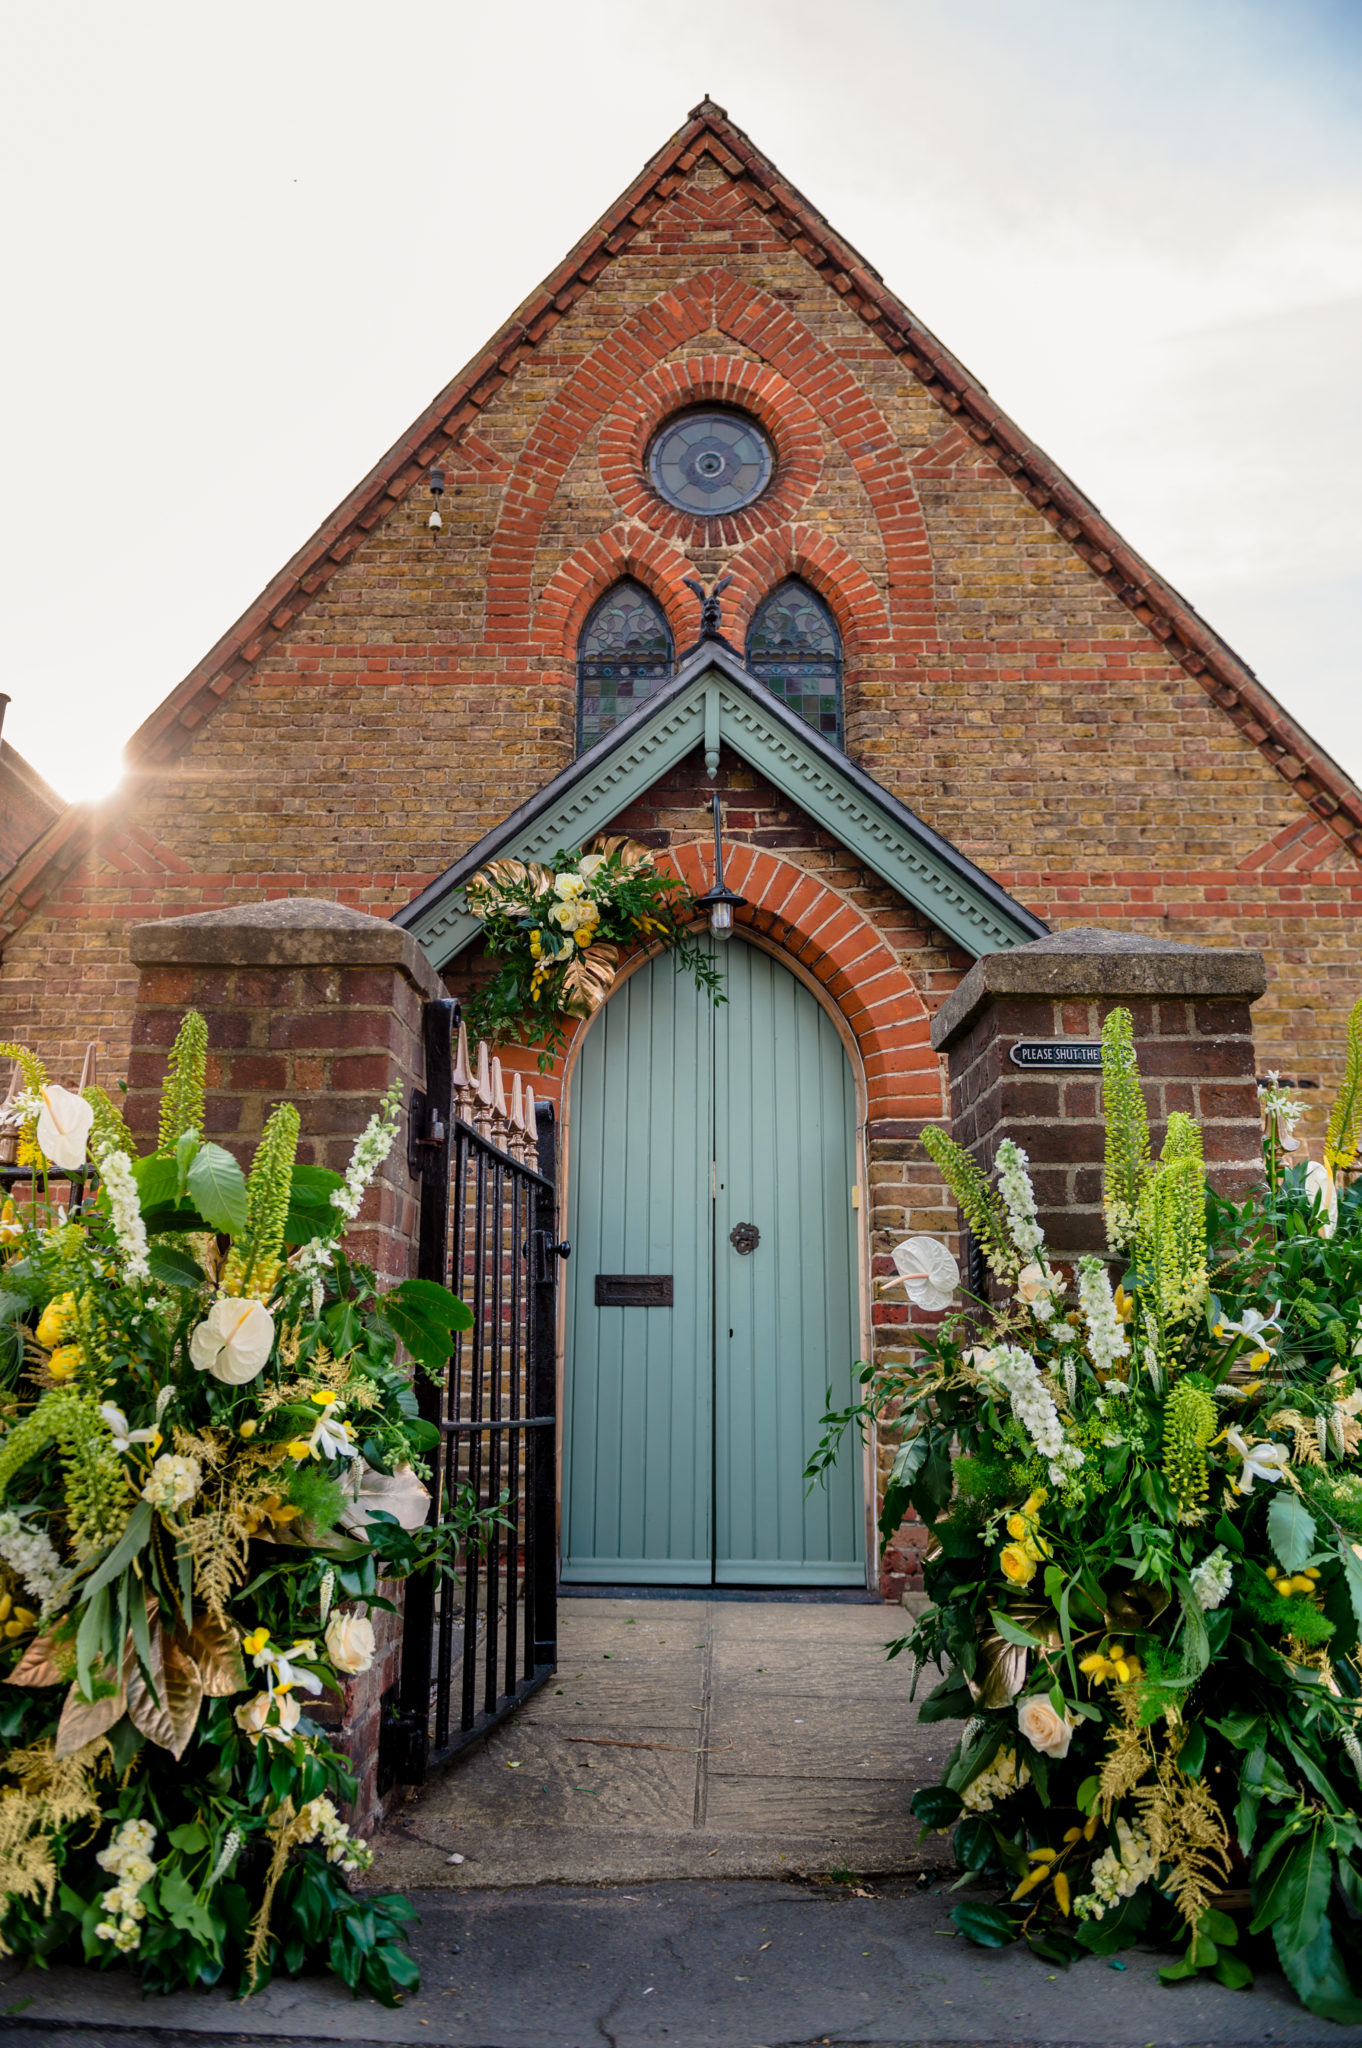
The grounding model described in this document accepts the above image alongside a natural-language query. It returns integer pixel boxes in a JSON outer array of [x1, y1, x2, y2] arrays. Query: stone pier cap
[[930, 925, 1268, 1054], [129, 895, 444, 1002]]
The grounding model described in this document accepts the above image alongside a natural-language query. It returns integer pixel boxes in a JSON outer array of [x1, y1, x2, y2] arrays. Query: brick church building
[[3, 101, 1360, 1594]]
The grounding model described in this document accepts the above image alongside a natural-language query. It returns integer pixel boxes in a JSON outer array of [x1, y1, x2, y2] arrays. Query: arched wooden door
[[563, 938, 864, 1585]]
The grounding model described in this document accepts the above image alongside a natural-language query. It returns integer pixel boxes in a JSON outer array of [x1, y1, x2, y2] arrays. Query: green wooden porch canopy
[[394, 641, 1047, 967]]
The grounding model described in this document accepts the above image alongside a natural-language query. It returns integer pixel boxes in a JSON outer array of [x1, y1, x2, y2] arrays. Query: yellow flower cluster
[[1266, 1563, 1322, 1601], [999, 1491, 1049, 1587], [1079, 1640, 1143, 1686]]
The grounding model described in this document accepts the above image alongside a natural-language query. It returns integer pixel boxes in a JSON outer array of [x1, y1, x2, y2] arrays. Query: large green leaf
[[145, 1243, 208, 1289], [132, 1154, 180, 1212], [1268, 1491, 1318, 1576], [1255, 1827, 1332, 1955], [1277, 1913, 1362, 2023], [918, 1669, 975, 1723], [385, 1278, 473, 1331], [910, 1784, 963, 1830], [951, 1902, 1019, 1948], [81, 1500, 153, 1605], [887, 1432, 929, 1491], [912, 1433, 955, 1523], [186, 1144, 248, 1236]]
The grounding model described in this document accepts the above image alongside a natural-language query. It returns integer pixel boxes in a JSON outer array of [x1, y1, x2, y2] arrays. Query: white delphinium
[[1077, 1256, 1129, 1378], [0, 1509, 65, 1615], [976, 1344, 1085, 1485], [960, 1745, 1031, 1814], [330, 1083, 402, 1224], [142, 1454, 201, 1514], [1074, 1818, 1157, 1920], [92, 1144, 150, 1284], [994, 1140, 1046, 1262], [94, 1818, 159, 1953], [1189, 1546, 1234, 1612]]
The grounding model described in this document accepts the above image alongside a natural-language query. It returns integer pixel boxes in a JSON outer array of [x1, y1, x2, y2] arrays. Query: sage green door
[[562, 938, 864, 1585]]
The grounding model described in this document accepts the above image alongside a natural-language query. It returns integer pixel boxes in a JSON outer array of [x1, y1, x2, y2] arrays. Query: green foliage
[[83, 1086, 137, 1160], [156, 1011, 207, 1156]]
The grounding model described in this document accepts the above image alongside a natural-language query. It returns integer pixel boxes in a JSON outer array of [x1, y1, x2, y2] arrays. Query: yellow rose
[[999, 1545, 1035, 1586], [35, 1292, 77, 1348], [46, 1345, 83, 1381]]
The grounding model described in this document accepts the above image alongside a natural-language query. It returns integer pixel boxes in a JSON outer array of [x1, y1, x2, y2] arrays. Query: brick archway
[[496, 843, 940, 1130]]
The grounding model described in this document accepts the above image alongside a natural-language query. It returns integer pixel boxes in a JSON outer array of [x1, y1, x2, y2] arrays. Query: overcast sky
[[2, 0, 1359, 804]]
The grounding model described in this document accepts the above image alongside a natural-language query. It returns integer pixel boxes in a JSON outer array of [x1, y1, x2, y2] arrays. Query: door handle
[[729, 1222, 760, 1254]]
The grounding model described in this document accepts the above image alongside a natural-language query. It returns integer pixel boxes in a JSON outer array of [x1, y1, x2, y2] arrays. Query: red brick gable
[[2, 97, 1358, 963]]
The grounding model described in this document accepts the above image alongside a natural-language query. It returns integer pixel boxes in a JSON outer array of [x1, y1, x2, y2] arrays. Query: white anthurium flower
[[36, 1086, 94, 1172], [189, 1299, 276, 1385], [1304, 1160, 1338, 1240], [1225, 1429, 1291, 1493], [339, 1460, 431, 1536], [577, 853, 606, 880], [889, 1236, 959, 1313], [98, 1403, 161, 1455]]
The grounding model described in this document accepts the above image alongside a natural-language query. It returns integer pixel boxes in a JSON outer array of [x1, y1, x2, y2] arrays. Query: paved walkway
[[372, 1593, 952, 1891]]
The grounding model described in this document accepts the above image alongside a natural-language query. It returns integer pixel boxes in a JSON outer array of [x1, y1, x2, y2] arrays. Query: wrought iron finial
[[683, 573, 733, 642]]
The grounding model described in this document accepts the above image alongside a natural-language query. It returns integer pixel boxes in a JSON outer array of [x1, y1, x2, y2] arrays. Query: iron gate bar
[[396, 999, 560, 1781]]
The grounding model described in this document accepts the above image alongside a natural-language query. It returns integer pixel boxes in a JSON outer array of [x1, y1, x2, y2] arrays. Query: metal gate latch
[[729, 1221, 760, 1254]]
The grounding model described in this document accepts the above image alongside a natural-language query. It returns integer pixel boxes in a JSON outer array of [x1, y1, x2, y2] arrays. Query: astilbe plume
[[156, 1009, 207, 1156], [0, 1736, 113, 1946], [919, 1126, 1015, 1280], [1100, 1008, 1149, 1252], [220, 1103, 300, 1301], [1325, 995, 1362, 1175], [1162, 1376, 1217, 1517]]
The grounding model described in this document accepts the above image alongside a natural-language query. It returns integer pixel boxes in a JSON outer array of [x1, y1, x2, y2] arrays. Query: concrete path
[[372, 1594, 952, 1891], [4, 1879, 1357, 2047]]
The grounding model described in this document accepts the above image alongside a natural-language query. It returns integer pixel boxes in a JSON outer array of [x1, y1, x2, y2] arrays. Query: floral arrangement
[[0, 1017, 485, 2003], [463, 836, 721, 1066], [811, 998, 1362, 2023]]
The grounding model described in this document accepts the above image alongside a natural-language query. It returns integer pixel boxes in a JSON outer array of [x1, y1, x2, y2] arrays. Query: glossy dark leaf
[[951, 1902, 1020, 1948]]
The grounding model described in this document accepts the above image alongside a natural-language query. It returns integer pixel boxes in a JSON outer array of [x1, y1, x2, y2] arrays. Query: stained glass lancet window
[[577, 581, 674, 751], [746, 580, 843, 743]]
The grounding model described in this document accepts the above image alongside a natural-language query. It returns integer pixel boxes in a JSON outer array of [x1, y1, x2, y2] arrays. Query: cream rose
[[325, 1611, 376, 1676], [189, 1299, 275, 1385], [233, 1692, 273, 1742], [1017, 1694, 1075, 1760]]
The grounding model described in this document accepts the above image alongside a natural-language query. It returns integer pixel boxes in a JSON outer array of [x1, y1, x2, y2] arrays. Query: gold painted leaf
[[126, 1618, 174, 1751], [467, 858, 555, 906], [586, 835, 654, 870], [159, 1634, 204, 1759], [55, 1676, 127, 1758], [5, 1632, 70, 1687], [187, 1613, 246, 1698], [561, 944, 619, 1018]]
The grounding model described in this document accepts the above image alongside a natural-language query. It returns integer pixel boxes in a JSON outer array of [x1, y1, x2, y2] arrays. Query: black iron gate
[[394, 998, 563, 1777]]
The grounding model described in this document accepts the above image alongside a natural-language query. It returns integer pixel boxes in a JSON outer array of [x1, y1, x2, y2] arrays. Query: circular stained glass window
[[647, 409, 773, 516]]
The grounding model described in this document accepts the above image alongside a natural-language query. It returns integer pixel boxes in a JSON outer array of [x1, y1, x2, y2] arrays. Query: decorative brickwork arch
[[496, 839, 942, 1130], [717, 523, 891, 659], [481, 267, 937, 662], [534, 524, 696, 665], [596, 355, 825, 544]]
